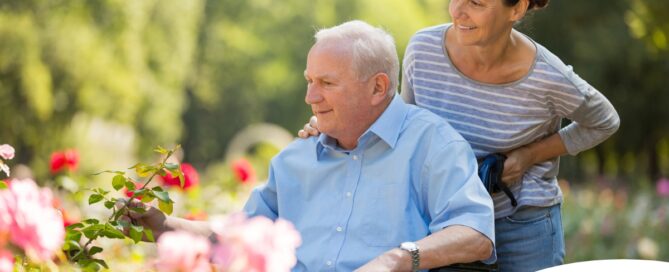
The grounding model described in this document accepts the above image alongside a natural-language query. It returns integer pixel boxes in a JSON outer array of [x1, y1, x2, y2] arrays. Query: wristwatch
[[399, 241, 420, 272]]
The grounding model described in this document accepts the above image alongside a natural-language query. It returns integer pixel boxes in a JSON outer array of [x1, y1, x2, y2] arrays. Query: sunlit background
[[1, 0, 668, 269]]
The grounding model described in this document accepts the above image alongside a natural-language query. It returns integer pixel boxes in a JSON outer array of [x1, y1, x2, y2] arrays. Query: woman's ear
[[370, 73, 390, 106], [510, 0, 530, 22]]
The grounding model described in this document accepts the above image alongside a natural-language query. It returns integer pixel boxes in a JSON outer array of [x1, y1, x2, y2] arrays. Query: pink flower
[[160, 163, 199, 190], [155, 231, 211, 272], [0, 179, 65, 262], [210, 213, 301, 272], [657, 178, 669, 198], [49, 149, 79, 174], [0, 145, 14, 160], [232, 159, 256, 184], [0, 249, 13, 272]]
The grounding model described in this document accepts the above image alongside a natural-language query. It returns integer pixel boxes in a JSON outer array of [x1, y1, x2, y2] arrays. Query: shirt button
[[326, 260, 333, 266], [352, 155, 358, 160], [346, 192, 352, 197], [336, 226, 343, 232]]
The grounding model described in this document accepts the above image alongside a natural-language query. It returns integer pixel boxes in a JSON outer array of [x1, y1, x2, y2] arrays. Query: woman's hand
[[297, 116, 320, 138], [502, 146, 536, 186]]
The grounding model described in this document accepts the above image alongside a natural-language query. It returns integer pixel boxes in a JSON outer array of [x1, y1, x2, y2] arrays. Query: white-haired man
[[128, 20, 495, 271]]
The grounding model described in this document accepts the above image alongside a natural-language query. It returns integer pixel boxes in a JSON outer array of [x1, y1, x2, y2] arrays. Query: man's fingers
[[116, 198, 148, 218], [298, 130, 308, 139]]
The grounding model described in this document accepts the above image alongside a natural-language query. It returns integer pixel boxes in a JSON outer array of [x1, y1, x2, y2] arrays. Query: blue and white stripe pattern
[[402, 24, 619, 218]]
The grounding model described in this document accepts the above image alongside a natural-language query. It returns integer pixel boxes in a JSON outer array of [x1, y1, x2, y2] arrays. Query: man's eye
[[470, 0, 483, 6], [323, 81, 333, 86]]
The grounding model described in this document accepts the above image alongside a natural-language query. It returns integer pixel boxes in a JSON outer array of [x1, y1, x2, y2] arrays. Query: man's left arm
[[359, 139, 495, 271], [358, 224, 491, 271]]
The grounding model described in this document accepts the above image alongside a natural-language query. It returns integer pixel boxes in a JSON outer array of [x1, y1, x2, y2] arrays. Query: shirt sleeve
[[538, 45, 620, 155], [242, 163, 279, 220], [422, 139, 496, 263], [558, 83, 620, 155]]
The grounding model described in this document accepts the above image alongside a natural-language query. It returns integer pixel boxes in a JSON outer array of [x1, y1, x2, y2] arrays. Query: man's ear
[[510, 0, 529, 22], [370, 73, 390, 106]]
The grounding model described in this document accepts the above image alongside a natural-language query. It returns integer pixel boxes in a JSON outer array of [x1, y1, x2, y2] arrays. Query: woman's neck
[[446, 28, 535, 84]]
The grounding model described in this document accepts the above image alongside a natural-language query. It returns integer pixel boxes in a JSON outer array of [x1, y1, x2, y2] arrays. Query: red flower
[[50, 149, 79, 174], [159, 163, 199, 190], [232, 158, 255, 184]]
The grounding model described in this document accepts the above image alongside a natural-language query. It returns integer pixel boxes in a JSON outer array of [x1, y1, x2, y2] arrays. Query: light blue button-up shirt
[[244, 95, 495, 271]]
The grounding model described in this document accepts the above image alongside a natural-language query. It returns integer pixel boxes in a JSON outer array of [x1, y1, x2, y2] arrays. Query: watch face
[[401, 242, 418, 251]]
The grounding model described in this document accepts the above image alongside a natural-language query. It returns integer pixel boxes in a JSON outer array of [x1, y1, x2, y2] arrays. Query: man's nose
[[305, 84, 323, 105]]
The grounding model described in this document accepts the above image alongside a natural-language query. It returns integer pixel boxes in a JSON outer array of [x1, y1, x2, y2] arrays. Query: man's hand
[[297, 116, 320, 138], [117, 199, 171, 241], [356, 248, 411, 272]]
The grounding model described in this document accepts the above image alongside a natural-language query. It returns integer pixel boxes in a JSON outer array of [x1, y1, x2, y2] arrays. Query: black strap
[[478, 154, 517, 207]]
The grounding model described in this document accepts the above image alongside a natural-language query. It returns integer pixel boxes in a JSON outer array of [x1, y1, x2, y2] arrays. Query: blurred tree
[[0, 0, 204, 178], [517, 0, 669, 180], [182, 0, 450, 165]]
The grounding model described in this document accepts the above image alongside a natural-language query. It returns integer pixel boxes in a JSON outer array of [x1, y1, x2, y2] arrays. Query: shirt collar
[[316, 94, 409, 159]]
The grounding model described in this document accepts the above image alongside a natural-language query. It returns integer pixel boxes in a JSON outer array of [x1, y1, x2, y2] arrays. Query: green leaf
[[67, 231, 83, 243], [104, 200, 115, 209], [63, 240, 82, 251], [129, 225, 144, 243], [101, 224, 125, 239], [133, 163, 155, 177], [164, 162, 179, 170], [91, 258, 109, 269], [151, 186, 164, 192], [88, 194, 104, 205], [154, 146, 169, 154], [129, 206, 146, 214], [125, 181, 137, 190], [158, 200, 173, 215], [66, 223, 84, 230], [153, 191, 172, 203], [140, 193, 155, 203], [144, 229, 155, 242], [89, 246, 103, 256], [0, 182, 7, 189], [112, 175, 126, 190], [92, 170, 125, 176], [82, 224, 104, 239], [178, 171, 185, 188], [94, 188, 110, 196], [83, 218, 100, 225]]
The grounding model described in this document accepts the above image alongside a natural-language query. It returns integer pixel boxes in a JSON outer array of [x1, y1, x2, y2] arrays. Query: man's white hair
[[314, 20, 399, 96]]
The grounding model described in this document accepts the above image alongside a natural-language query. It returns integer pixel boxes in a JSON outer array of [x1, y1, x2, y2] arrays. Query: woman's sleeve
[[558, 84, 620, 155]]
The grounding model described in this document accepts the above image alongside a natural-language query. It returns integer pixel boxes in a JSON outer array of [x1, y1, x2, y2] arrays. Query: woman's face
[[448, 0, 521, 46]]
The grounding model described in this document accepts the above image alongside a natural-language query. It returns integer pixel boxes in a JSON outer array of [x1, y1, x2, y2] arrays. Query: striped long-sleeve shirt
[[401, 24, 620, 218]]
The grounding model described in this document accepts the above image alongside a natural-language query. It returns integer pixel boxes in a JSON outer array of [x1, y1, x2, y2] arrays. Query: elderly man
[[129, 20, 495, 271]]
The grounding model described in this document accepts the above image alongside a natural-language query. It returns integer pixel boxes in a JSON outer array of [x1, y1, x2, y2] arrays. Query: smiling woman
[[399, 0, 619, 270]]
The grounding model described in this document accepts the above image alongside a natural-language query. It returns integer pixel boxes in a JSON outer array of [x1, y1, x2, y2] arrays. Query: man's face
[[304, 43, 374, 142]]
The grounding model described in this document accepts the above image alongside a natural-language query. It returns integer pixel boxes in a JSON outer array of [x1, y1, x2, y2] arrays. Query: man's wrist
[[398, 241, 420, 271], [387, 248, 414, 271]]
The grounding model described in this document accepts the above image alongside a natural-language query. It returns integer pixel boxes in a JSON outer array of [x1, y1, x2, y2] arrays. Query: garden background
[[1, 0, 668, 269]]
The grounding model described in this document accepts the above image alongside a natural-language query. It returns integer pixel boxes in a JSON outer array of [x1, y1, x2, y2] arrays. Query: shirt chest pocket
[[357, 182, 417, 247]]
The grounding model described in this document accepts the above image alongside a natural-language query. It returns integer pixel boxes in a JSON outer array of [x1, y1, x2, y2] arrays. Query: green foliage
[[0, 0, 204, 178], [64, 145, 182, 269]]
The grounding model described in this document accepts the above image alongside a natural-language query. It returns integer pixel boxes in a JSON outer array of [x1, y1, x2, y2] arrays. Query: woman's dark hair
[[504, 0, 549, 11]]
